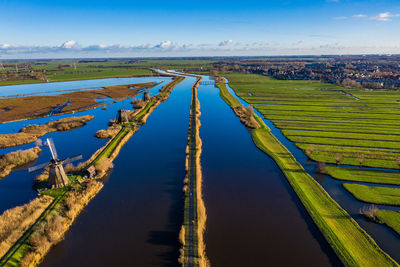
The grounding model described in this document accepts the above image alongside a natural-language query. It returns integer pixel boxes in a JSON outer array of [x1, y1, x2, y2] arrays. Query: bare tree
[[316, 162, 327, 174], [334, 153, 343, 165], [357, 153, 365, 167]]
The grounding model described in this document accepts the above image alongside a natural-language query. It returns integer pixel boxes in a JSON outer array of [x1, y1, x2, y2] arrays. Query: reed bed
[[0, 196, 53, 259], [0, 146, 41, 179], [0, 115, 94, 148]]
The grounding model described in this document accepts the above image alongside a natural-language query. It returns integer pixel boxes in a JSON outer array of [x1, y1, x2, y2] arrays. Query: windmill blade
[[28, 162, 49, 172], [62, 154, 83, 165], [47, 138, 58, 160]]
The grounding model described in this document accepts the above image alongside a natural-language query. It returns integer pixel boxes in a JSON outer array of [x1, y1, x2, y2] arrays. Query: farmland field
[[223, 72, 400, 264], [224, 73, 400, 170]]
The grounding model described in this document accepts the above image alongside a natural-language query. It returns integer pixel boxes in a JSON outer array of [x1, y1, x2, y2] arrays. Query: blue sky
[[1, 0, 400, 58]]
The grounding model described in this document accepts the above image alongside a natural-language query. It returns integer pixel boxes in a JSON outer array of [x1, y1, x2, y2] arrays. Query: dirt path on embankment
[[180, 76, 208, 267]]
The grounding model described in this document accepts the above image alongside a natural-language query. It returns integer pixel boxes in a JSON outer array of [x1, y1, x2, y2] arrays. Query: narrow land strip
[[180, 76, 208, 267]]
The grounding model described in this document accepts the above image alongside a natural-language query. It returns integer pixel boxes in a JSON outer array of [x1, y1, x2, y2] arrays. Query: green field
[[0, 59, 216, 86], [376, 210, 400, 236], [217, 79, 398, 267], [224, 73, 400, 170], [344, 183, 400, 206], [326, 166, 400, 185], [223, 72, 400, 249]]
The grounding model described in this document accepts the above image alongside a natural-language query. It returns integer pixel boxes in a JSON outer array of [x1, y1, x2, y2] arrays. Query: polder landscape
[[1, 1, 400, 267], [0, 57, 399, 267]]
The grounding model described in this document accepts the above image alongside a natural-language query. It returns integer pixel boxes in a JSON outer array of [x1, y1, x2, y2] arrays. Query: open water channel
[[0, 72, 397, 266]]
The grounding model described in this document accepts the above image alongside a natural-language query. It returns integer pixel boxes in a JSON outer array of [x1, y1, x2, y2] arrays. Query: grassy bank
[[376, 210, 400, 236], [0, 73, 185, 267], [344, 184, 400, 206], [326, 166, 400, 185], [217, 79, 398, 266]]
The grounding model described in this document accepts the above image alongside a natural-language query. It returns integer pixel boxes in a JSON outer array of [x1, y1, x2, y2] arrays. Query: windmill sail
[[63, 154, 83, 165], [28, 162, 49, 172], [47, 138, 58, 160]]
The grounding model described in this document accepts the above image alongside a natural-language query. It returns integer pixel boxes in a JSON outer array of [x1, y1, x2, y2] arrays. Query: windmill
[[28, 138, 83, 188]]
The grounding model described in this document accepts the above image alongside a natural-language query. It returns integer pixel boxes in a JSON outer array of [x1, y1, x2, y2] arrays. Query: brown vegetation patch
[[0, 146, 41, 179], [0, 82, 156, 123], [232, 105, 260, 129], [94, 158, 114, 176], [132, 99, 146, 109], [94, 124, 122, 139], [21, 181, 103, 266], [0, 115, 94, 148], [0, 195, 54, 258]]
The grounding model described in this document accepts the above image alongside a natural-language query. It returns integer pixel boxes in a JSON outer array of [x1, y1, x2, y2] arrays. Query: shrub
[[94, 158, 113, 175], [360, 205, 378, 221], [316, 162, 327, 174], [334, 153, 343, 165], [358, 153, 365, 167]]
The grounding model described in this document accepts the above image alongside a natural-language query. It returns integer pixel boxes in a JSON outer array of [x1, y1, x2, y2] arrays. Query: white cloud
[[1, 40, 399, 58], [155, 40, 173, 49], [218, 40, 233, 46], [370, 12, 400, 21], [61, 40, 78, 49], [352, 14, 367, 18]]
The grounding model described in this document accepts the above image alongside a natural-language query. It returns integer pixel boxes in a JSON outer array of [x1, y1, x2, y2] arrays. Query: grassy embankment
[[326, 166, 400, 185], [216, 79, 398, 266], [344, 184, 400, 206], [0, 115, 94, 148], [0, 147, 42, 179], [0, 82, 156, 123], [180, 77, 208, 267], [0, 75, 185, 267], [376, 210, 400, 236]]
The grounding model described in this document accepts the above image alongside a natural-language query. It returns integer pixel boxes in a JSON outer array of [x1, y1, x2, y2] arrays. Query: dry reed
[[0, 195, 53, 258], [0, 146, 41, 179], [0, 115, 94, 148], [94, 124, 122, 139]]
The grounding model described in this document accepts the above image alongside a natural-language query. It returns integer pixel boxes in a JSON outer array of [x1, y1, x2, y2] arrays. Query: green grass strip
[[376, 210, 400, 236], [326, 166, 400, 185], [344, 183, 400, 206], [135, 101, 155, 120], [218, 79, 399, 267]]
